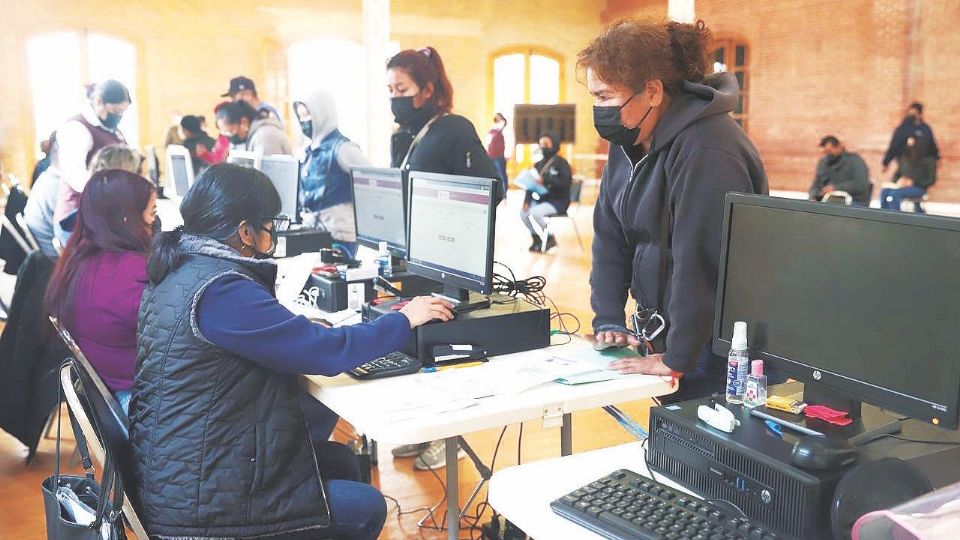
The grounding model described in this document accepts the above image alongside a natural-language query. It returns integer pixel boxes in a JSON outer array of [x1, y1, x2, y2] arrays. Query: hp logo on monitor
[[812, 370, 822, 380], [441, 272, 446, 279]]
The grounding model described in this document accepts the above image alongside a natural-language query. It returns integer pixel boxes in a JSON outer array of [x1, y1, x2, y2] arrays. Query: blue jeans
[[297, 394, 386, 540], [520, 201, 559, 236], [879, 186, 926, 211], [493, 156, 508, 200]]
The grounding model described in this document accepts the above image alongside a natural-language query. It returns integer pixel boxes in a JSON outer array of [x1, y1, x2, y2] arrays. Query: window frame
[[711, 37, 750, 132]]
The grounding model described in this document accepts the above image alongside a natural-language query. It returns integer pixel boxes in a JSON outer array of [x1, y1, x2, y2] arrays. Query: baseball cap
[[222, 76, 256, 97]]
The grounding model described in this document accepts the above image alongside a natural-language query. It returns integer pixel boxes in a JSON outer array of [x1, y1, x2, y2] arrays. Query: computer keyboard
[[348, 351, 422, 380], [551, 469, 780, 540]]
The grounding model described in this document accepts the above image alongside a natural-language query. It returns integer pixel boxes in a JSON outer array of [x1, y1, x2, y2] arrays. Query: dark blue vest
[[301, 129, 352, 213]]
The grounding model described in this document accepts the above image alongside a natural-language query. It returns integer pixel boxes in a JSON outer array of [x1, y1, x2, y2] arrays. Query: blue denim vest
[[301, 129, 352, 213]]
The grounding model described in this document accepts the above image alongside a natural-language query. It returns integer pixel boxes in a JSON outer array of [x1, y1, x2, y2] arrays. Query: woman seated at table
[[44, 168, 157, 413], [128, 163, 453, 540]]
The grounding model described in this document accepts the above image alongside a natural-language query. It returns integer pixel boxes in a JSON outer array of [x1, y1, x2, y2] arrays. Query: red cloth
[[197, 134, 230, 165], [486, 128, 505, 158], [804, 404, 853, 426]]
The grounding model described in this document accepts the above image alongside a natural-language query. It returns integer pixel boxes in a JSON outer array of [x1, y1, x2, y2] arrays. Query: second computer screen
[[407, 175, 492, 283]]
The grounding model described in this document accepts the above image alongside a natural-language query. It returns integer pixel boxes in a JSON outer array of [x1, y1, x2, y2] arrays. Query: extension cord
[[481, 515, 530, 540]]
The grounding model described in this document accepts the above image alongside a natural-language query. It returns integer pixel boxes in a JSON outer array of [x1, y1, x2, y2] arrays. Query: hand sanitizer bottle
[[744, 360, 768, 408], [377, 241, 392, 278], [725, 321, 750, 404]]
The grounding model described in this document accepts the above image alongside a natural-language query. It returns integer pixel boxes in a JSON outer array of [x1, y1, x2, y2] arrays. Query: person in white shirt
[[54, 79, 131, 244]]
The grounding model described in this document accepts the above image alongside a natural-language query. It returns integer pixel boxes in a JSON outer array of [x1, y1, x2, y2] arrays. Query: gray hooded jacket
[[237, 115, 293, 156], [590, 72, 768, 377]]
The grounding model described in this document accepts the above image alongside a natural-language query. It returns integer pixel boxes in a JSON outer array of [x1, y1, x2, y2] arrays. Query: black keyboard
[[348, 352, 421, 380], [551, 469, 780, 540]]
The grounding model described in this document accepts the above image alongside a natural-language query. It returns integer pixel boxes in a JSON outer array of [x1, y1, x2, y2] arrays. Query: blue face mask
[[102, 111, 123, 129]]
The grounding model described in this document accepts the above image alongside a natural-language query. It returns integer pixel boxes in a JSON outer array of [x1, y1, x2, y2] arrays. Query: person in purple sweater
[[45, 168, 157, 413]]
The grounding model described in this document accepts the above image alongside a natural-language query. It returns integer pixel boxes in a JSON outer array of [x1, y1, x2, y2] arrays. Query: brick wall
[[605, 0, 959, 200]]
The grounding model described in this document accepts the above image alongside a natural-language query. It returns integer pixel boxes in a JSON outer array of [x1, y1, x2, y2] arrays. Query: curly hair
[[578, 19, 713, 95]]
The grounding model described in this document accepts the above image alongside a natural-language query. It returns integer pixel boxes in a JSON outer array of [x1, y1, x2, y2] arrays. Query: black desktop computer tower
[[275, 229, 333, 258], [362, 294, 551, 361], [647, 392, 960, 540]]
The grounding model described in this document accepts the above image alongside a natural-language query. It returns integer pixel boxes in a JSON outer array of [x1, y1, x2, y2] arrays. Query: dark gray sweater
[[589, 72, 768, 377], [809, 151, 871, 205]]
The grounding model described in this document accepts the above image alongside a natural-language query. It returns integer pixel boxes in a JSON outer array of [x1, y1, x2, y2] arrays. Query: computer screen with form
[[407, 173, 494, 291], [352, 168, 406, 254]]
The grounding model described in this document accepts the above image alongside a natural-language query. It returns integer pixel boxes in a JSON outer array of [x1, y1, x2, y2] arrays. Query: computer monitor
[[350, 167, 407, 257], [406, 171, 497, 308], [714, 194, 960, 429], [259, 154, 299, 222], [226, 150, 261, 169], [165, 145, 194, 198]]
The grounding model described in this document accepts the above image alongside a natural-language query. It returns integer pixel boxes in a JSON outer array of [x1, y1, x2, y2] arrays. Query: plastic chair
[[539, 178, 586, 252]]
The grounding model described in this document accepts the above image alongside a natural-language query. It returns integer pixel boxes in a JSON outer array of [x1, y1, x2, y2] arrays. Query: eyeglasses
[[261, 216, 291, 233]]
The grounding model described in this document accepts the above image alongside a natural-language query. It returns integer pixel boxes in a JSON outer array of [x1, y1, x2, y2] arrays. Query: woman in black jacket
[[387, 46, 501, 201], [385, 46, 500, 468], [580, 19, 768, 401], [520, 131, 572, 252]]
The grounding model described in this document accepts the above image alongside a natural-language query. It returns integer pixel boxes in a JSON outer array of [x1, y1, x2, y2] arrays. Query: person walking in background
[[31, 133, 55, 184], [486, 112, 509, 199], [882, 102, 940, 175]]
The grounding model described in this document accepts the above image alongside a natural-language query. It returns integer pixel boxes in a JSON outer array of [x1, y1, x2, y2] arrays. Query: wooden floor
[[0, 189, 658, 539]]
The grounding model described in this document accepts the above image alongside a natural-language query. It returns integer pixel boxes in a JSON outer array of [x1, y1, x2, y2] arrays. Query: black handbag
[[41, 362, 125, 540]]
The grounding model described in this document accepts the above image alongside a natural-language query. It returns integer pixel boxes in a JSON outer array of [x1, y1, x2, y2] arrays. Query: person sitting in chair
[[520, 131, 572, 252], [880, 136, 936, 211], [808, 135, 871, 205]]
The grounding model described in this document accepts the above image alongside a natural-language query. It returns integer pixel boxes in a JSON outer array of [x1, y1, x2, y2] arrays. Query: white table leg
[[445, 436, 459, 540], [561, 413, 573, 456]]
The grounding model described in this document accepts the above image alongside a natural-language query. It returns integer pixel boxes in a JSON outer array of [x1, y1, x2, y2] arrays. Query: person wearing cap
[[520, 131, 572, 252], [809, 135, 871, 206], [222, 76, 284, 127], [217, 100, 292, 156], [179, 115, 217, 173], [54, 79, 131, 243], [294, 90, 368, 256]]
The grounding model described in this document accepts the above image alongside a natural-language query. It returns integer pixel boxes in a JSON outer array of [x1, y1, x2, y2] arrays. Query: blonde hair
[[89, 144, 143, 174]]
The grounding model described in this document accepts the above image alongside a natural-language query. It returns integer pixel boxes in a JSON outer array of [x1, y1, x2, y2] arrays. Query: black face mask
[[243, 224, 277, 259], [540, 145, 556, 159], [391, 96, 417, 125], [102, 111, 123, 129], [593, 93, 653, 147], [229, 133, 245, 145], [151, 216, 162, 235], [299, 120, 313, 139]]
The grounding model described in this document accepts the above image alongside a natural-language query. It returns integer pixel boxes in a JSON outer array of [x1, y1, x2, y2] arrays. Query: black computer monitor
[[714, 194, 960, 429], [406, 171, 497, 308], [350, 167, 407, 257]]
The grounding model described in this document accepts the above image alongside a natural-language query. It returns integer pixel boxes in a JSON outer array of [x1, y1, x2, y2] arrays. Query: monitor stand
[[432, 285, 491, 313], [802, 383, 903, 446]]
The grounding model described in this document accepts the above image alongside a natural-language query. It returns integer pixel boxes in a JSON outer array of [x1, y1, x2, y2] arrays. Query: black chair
[[51, 316, 149, 538]]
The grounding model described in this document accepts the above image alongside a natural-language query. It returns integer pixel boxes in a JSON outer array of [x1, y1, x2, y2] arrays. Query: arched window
[[712, 39, 749, 131], [491, 48, 563, 166], [27, 31, 140, 150]]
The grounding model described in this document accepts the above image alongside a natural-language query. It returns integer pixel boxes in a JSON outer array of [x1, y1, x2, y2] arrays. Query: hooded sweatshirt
[[525, 131, 573, 213], [296, 90, 368, 212], [590, 72, 767, 380], [235, 115, 292, 156]]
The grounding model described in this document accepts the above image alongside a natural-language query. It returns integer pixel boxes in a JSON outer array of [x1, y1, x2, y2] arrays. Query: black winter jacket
[[130, 235, 330, 538], [590, 72, 767, 383]]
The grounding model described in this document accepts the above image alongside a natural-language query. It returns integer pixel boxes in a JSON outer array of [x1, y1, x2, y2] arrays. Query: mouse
[[790, 435, 859, 470]]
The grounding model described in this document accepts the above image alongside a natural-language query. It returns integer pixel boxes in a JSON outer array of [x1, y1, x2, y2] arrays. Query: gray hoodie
[[236, 115, 292, 156], [590, 72, 768, 382], [295, 90, 367, 174]]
